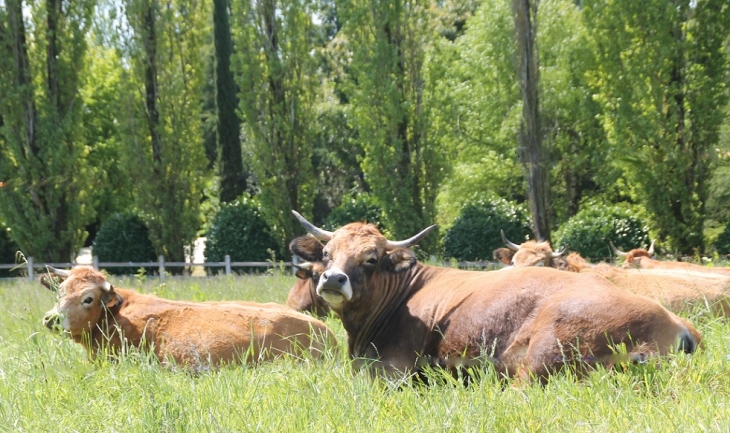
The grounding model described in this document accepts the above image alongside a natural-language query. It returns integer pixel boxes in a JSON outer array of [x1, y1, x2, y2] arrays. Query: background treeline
[[1, 0, 729, 265]]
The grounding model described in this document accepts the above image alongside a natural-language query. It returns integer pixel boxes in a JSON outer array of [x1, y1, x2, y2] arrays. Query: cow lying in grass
[[291, 211, 701, 383], [505, 238, 730, 316], [41, 267, 336, 368], [611, 241, 730, 276]]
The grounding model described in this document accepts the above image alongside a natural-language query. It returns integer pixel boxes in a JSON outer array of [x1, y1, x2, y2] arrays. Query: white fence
[[0, 256, 501, 281]]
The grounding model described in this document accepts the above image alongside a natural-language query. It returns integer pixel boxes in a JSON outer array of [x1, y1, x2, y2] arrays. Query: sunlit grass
[[2, 273, 730, 432]]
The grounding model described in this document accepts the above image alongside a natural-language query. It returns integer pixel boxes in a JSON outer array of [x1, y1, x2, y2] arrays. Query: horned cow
[[42, 267, 336, 367], [291, 211, 700, 383]]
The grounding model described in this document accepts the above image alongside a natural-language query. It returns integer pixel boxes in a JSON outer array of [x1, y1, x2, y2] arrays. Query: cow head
[[501, 230, 566, 268], [287, 259, 330, 317], [610, 240, 655, 267], [291, 211, 436, 308], [41, 267, 123, 339]]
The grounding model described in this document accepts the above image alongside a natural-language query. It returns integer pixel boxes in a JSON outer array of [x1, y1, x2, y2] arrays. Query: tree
[[117, 0, 211, 263], [231, 0, 318, 249], [584, 0, 730, 254], [337, 0, 446, 248], [0, 0, 96, 262], [214, 0, 247, 203], [513, 0, 550, 242]]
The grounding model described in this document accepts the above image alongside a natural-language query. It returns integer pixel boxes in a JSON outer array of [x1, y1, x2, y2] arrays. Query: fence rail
[[0, 256, 503, 281]]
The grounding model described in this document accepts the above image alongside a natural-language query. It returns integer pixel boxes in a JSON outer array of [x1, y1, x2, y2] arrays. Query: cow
[[501, 230, 567, 268], [507, 242, 730, 316], [290, 210, 700, 383], [41, 266, 337, 368], [611, 241, 730, 276], [287, 261, 330, 317]]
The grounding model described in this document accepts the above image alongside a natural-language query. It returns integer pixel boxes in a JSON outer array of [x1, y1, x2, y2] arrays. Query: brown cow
[[612, 241, 730, 276], [501, 230, 566, 268], [287, 261, 330, 317], [511, 243, 730, 316], [291, 211, 700, 383], [41, 267, 336, 367]]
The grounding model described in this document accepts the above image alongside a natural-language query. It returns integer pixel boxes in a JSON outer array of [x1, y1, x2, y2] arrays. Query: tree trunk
[[513, 0, 550, 242]]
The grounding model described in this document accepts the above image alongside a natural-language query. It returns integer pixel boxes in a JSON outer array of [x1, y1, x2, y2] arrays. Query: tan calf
[[42, 267, 336, 367]]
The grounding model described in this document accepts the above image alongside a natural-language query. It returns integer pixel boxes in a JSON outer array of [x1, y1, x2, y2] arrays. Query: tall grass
[[1, 273, 730, 432]]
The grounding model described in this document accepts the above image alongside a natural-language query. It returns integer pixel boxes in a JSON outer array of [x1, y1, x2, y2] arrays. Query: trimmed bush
[[93, 213, 157, 275], [715, 224, 730, 256], [444, 199, 532, 261], [0, 226, 21, 277], [205, 198, 281, 273], [554, 204, 650, 260], [323, 194, 387, 232]]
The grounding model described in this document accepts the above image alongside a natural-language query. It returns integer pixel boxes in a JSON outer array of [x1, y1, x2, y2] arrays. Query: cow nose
[[43, 313, 61, 330], [322, 271, 347, 286]]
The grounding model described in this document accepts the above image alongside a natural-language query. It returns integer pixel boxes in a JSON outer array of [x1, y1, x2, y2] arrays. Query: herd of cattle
[[38, 210, 730, 384]]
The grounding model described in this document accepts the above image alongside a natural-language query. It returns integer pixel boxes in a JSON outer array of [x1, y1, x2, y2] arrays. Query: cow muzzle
[[43, 310, 63, 332], [316, 269, 353, 305]]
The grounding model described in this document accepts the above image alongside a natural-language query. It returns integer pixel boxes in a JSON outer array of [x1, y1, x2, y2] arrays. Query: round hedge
[[323, 194, 386, 232], [715, 224, 730, 256], [443, 199, 532, 261], [205, 198, 281, 271], [92, 213, 157, 275], [553, 204, 650, 260]]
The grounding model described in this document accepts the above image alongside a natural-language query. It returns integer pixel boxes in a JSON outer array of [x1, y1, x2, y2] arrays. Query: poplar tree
[[0, 0, 95, 262]]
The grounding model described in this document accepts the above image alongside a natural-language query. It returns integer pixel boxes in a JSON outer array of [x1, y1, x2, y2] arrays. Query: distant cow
[[291, 211, 700, 383], [287, 260, 330, 317], [501, 230, 567, 268], [612, 241, 730, 276], [511, 243, 730, 316], [42, 267, 336, 367]]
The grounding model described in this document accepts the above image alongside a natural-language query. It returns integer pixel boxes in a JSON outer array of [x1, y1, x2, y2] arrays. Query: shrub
[[0, 225, 21, 277], [715, 224, 730, 256], [323, 194, 387, 232], [205, 197, 281, 273], [443, 199, 532, 261], [93, 213, 157, 275], [554, 204, 650, 261]]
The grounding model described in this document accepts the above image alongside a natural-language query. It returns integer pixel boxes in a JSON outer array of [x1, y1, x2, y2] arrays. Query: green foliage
[[583, 0, 730, 254], [204, 198, 281, 266], [117, 0, 212, 263], [231, 0, 318, 252], [0, 0, 96, 262], [554, 204, 650, 260], [323, 194, 386, 232], [92, 213, 157, 275], [443, 199, 532, 261], [715, 224, 730, 256], [0, 224, 21, 277]]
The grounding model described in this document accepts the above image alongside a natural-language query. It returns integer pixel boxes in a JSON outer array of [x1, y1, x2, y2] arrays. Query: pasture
[[1, 271, 730, 432]]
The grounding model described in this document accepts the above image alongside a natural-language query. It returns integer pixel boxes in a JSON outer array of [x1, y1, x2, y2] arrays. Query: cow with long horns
[[290, 211, 700, 383]]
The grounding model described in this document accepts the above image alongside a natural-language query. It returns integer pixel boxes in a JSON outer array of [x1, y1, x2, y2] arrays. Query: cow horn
[[647, 240, 655, 257], [293, 262, 313, 270], [385, 225, 438, 250], [609, 241, 627, 257], [551, 245, 567, 258], [292, 210, 333, 241], [102, 281, 113, 292], [47, 266, 70, 278], [501, 230, 521, 252]]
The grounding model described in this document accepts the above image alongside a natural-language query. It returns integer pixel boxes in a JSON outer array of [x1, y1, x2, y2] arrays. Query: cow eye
[[365, 257, 377, 265], [82, 296, 94, 305], [323, 251, 330, 259]]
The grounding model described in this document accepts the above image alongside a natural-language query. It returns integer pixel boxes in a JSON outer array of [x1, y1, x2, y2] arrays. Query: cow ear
[[295, 268, 312, 280], [101, 289, 122, 309], [289, 235, 325, 262], [383, 249, 418, 273], [40, 275, 63, 292]]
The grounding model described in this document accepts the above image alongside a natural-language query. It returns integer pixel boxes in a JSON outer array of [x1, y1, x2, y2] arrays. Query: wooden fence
[[0, 256, 503, 281]]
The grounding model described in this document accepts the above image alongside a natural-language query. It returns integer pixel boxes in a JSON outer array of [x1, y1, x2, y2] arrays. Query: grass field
[[1, 271, 730, 432]]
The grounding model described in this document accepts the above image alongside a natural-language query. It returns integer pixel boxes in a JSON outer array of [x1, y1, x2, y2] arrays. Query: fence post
[[225, 255, 231, 276], [158, 255, 165, 281], [27, 257, 34, 282], [92, 255, 99, 271]]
